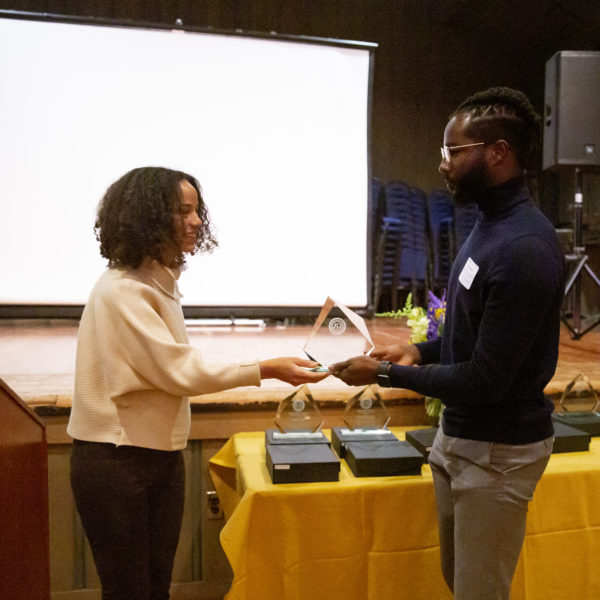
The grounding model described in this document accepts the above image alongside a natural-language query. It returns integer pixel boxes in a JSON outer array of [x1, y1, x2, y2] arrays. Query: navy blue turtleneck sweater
[[388, 177, 566, 444]]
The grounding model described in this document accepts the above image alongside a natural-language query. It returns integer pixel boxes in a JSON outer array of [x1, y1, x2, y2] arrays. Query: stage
[[1, 318, 598, 425]]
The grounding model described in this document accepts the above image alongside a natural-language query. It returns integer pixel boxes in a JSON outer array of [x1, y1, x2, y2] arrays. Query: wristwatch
[[376, 360, 392, 388]]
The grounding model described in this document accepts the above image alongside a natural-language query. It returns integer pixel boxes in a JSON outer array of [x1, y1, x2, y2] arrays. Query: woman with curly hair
[[68, 166, 327, 600]]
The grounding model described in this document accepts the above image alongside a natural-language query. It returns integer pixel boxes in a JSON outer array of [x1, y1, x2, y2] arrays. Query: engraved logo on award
[[304, 297, 374, 368], [329, 318, 346, 335]]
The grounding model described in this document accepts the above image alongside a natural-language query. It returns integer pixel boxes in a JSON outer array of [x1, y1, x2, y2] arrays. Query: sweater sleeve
[[91, 276, 261, 400], [414, 339, 441, 365], [388, 235, 563, 404]]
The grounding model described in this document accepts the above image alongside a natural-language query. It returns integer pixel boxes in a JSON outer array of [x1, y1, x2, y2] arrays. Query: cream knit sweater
[[67, 258, 261, 450]]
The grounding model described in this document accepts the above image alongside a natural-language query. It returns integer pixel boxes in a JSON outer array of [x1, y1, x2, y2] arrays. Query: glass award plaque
[[304, 297, 374, 369], [268, 384, 328, 444], [343, 385, 391, 431], [554, 372, 600, 436], [559, 372, 599, 413], [331, 385, 398, 458]]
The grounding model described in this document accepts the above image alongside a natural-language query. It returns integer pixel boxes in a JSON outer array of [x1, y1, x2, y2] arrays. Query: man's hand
[[259, 357, 330, 386], [328, 355, 380, 386], [371, 343, 422, 366]]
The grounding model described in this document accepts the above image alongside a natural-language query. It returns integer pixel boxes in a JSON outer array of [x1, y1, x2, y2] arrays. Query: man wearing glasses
[[331, 87, 565, 599]]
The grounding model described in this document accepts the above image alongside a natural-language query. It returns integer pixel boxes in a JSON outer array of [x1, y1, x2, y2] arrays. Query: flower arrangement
[[377, 291, 446, 422]]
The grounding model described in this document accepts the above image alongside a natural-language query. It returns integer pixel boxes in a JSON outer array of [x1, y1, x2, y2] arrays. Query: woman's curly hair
[[453, 86, 542, 170], [95, 166, 218, 269]]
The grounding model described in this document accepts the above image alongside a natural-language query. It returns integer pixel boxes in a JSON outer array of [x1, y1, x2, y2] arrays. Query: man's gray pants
[[428, 427, 553, 600]]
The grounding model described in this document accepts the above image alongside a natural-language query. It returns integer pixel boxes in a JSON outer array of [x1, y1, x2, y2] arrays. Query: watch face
[[377, 361, 389, 374], [376, 361, 390, 387]]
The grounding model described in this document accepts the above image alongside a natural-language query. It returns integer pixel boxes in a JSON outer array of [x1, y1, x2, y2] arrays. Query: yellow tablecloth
[[209, 429, 600, 600]]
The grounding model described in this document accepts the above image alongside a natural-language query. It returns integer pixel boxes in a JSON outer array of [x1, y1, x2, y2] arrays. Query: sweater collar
[[138, 258, 183, 300], [475, 176, 530, 220]]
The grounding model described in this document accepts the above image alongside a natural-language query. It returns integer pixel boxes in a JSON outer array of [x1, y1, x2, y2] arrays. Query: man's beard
[[447, 159, 490, 207]]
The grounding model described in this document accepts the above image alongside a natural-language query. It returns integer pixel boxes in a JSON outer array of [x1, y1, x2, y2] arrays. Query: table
[[209, 429, 600, 600]]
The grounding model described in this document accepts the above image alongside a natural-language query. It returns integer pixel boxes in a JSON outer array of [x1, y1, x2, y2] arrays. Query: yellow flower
[[406, 310, 428, 343]]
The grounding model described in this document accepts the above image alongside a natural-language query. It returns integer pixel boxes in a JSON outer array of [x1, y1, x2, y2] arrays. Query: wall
[[0, 0, 598, 204]]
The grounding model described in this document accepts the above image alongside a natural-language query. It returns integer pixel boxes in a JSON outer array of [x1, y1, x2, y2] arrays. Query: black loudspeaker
[[543, 51, 600, 170]]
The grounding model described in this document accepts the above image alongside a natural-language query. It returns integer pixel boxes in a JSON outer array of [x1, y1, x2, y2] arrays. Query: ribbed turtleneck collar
[[474, 175, 530, 220], [136, 257, 183, 300]]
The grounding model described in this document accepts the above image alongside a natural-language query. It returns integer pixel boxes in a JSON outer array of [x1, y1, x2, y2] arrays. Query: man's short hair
[[453, 87, 541, 170]]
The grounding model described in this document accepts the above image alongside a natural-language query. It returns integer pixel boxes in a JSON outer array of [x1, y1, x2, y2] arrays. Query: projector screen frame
[[0, 9, 377, 321]]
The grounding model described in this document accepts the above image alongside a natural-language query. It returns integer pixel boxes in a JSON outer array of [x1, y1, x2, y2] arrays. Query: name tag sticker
[[459, 257, 479, 289]]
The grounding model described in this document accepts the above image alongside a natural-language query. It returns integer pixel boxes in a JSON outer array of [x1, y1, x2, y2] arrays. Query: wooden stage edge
[[0, 318, 599, 443]]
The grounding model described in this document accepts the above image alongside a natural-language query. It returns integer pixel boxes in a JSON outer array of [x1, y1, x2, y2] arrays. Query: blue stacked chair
[[372, 181, 429, 311], [369, 177, 385, 310], [372, 215, 403, 311], [370, 177, 384, 258], [410, 187, 429, 294], [384, 181, 415, 289], [427, 190, 454, 292]]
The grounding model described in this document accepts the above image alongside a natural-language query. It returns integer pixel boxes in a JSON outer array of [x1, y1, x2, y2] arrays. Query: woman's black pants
[[70, 439, 185, 600]]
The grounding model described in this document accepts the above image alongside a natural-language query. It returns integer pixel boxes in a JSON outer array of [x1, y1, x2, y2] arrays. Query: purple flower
[[426, 290, 446, 341]]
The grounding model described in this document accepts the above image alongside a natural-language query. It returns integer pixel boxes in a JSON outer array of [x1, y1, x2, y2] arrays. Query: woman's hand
[[259, 357, 330, 386]]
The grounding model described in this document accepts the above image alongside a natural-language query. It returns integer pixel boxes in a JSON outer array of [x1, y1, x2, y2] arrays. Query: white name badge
[[459, 257, 479, 289]]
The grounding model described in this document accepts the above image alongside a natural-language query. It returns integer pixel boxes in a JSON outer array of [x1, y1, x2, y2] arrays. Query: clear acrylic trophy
[[343, 385, 391, 431], [266, 385, 340, 483], [331, 385, 397, 456], [304, 297, 374, 369], [559, 372, 599, 413], [267, 384, 328, 444], [553, 372, 600, 436]]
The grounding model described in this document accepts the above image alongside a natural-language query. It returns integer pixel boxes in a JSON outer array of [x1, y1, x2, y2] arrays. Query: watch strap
[[376, 360, 392, 388]]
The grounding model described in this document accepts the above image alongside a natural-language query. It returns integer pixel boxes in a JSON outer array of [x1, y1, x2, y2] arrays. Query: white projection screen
[[0, 12, 375, 318]]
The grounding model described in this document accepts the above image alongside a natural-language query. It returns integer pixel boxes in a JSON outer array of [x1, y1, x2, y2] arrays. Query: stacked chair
[[370, 177, 384, 260], [371, 180, 479, 312], [372, 181, 429, 311], [427, 190, 454, 293]]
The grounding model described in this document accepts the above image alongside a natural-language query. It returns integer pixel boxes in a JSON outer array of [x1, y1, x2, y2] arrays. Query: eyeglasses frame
[[440, 141, 486, 162]]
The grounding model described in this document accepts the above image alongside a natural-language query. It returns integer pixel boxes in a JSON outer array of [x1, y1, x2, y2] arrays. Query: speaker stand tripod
[[561, 168, 600, 339]]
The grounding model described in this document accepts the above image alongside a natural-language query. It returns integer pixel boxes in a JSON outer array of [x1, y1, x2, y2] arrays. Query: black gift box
[[404, 427, 438, 462], [552, 420, 591, 453], [330, 426, 398, 458], [265, 428, 330, 446], [552, 412, 600, 437], [266, 443, 340, 483], [344, 440, 424, 477]]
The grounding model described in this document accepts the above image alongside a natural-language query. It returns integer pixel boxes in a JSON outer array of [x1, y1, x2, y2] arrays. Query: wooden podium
[[0, 378, 50, 600]]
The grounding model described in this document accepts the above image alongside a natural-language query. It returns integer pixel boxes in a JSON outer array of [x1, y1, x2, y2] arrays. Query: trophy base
[[405, 427, 439, 462], [265, 429, 329, 446], [552, 412, 600, 437], [552, 420, 591, 453], [266, 443, 340, 484], [344, 440, 424, 477], [331, 427, 397, 458]]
